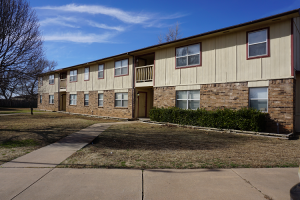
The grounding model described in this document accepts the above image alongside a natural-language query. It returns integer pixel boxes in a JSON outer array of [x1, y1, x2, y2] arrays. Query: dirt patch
[[60, 123, 300, 169], [0, 112, 117, 165]]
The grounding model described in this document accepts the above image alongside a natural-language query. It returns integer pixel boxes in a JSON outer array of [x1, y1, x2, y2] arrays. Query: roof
[[42, 8, 300, 76]]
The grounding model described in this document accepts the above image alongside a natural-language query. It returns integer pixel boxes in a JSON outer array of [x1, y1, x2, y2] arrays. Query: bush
[[149, 107, 268, 132]]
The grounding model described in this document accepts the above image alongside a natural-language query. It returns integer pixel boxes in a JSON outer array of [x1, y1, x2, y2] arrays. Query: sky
[[29, 0, 300, 70]]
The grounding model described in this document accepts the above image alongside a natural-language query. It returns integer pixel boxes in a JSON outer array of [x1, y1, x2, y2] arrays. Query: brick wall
[[37, 92, 59, 111], [153, 86, 176, 108], [65, 89, 133, 118], [200, 82, 248, 110]]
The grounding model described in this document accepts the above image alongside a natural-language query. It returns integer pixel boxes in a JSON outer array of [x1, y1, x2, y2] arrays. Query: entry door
[[138, 92, 147, 118], [62, 94, 66, 111]]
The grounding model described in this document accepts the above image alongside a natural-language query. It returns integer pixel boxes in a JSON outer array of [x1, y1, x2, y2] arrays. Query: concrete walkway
[[0, 122, 298, 199]]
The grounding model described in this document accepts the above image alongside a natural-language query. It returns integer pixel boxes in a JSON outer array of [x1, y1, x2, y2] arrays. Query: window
[[176, 43, 201, 68], [84, 94, 89, 106], [49, 75, 54, 85], [70, 94, 77, 105], [39, 77, 43, 86], [40, 95, 42, 104], [115, 93, 128, 107], [84, 67, 89, 81], [249, 88, 268, 112], [49, 95, 54, 104], [176, 90, 200, 110], [247, 28, 269, 58], [70, 70, 77, 82], [98, 93, 103, 107], [98, 64, 104, 79], [115, 59, 128, 76]]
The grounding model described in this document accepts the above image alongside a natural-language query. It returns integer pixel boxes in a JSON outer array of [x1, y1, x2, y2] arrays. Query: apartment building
[[38, 9, 300, 134]]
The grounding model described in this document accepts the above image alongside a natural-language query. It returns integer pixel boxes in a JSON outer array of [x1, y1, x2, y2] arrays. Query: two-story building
[[38, 9, 300, 134]]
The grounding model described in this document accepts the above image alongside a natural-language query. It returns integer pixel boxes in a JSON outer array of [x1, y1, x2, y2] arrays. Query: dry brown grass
[[0, 112, 117, 165], [60, 123, 300, 169]]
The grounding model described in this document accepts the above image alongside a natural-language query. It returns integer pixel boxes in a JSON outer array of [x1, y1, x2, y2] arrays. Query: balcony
[[60, 79, 66, 91], [135, 65, 153, 87]]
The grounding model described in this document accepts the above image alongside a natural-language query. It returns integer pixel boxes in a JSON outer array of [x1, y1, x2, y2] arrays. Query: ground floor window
[[70, 94, 77, 105], [84, 94, 89, 106], [98, 93, 103, 106], [115, 93, 128, 107], [249, 87, 268, 112], [40, 95, 42, 104], [176, 90, 200, 110], [49, 95, 54, 104]]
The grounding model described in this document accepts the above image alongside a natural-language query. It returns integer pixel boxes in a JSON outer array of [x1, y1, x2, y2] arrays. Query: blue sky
[[29, 0, 300, 70]]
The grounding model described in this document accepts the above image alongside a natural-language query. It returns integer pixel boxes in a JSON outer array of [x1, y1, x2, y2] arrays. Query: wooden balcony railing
[[136, 65, 153, 83], [60, 79, 66, 89]]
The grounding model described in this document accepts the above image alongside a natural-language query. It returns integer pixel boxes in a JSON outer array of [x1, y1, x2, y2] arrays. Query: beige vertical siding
[[38, 74, 58, 94], [154, 19, 292, 87], [66, 57, 133, 92]]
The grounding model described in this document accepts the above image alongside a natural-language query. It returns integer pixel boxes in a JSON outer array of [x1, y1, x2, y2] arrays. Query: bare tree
[[158, 22, 181, 44], [0, 0, 44, 100]]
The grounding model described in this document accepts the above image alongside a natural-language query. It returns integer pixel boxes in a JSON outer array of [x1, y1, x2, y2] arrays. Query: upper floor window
[[39, 77, 43, 86], [84, 94, 89, 106], [40, 95, 42, 104], [70, 94, 77, 105], [70, 70, 77, 82], [115, 93, 128, 107], [247, 28, 269, 59], [176, 90, 200, 110], [249, 87, 268, 112], [115, 59, 128, 76], [84, 67, 89, 81], [49, 75, 54, 85], [176, 43, 201, 68], [98, 64, 104, 79], [49, 95, 54, 104]]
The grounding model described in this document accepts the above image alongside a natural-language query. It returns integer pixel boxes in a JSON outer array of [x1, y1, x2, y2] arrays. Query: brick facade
[[153, 86, 176, 108], [37, 92, 59, 111], [65, 89, 133, 118]]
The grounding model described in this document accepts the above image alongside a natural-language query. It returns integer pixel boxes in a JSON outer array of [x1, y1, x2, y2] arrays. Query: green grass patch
[[0, 139, 39, 148]]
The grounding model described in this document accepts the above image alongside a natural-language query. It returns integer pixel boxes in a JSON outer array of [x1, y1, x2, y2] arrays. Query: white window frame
[[115, 93, 128, 107], [98, 64, 104, 79], [84, 67, 89, 81], [84, 94, 89, 106], [70, 70, 77, 82], [247, 28, 268, 58], [176, 90, 200, 110], [49, 95, 54, 104], [115, 59, 128, 76], [40, 95, 42, 104], [70, 94, 77, 105], [176, 43, 201, 68], [40, 77, 43, 86], [249, 87, 268, 112], [98, 93, 103, 107], [49, 75, 54, 85]]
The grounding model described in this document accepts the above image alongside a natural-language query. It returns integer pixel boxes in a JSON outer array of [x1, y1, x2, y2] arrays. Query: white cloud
[[87, 21, 125, 32], [43, 32, 114, 43], [35, 4, 150, 24], [40, 17, 79, 28]]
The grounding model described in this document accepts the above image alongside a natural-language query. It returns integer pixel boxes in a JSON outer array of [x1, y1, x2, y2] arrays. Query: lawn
[[0, 112, 117, 165], [60, 123, 300, 169]]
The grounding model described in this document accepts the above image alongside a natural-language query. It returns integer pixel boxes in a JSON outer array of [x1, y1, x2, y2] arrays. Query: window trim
[[114, 59, 129, 77], [84, 94, 89, 106], [246, 27, 270, 60], [40, 77, 43, 86], [249, 87, 268, 112], [115, 92, 128, 108], [49, 95, 54, 104], [69, 94, 77, 105], [98, 64, 105, 79], [98, 93, 104, 107], [69, 70, 78, 83], [176, 90, 200, 110], [84, 67, 90, 81], [175, 42, 202, 69], [49, 75, 54, 85]]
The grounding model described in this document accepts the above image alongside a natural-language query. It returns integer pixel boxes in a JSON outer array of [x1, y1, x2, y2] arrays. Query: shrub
[[149, 107, 268, 132]]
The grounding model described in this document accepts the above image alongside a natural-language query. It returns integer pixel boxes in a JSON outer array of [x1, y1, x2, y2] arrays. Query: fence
[[0, 99, 37, 108]]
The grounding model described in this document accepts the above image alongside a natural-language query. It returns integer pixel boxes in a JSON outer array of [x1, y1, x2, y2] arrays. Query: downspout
[[127, 52, 135, 119]]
